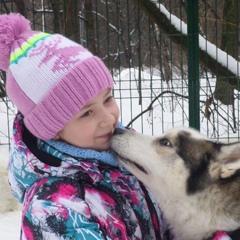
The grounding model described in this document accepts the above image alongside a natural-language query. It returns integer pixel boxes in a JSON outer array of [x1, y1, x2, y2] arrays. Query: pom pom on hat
[[0, 13, 31, 71], [0, 13, 114, 140]]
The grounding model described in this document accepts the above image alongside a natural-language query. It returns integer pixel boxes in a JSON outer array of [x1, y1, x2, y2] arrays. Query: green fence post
[[187, 0, 200, 130]]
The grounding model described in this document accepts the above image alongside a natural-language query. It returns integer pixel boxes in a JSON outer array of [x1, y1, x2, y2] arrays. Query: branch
[[126, 86, 237, 135], [126, 90, 188, 127]]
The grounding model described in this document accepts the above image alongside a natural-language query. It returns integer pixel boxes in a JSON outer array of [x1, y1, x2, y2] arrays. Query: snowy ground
[[0, 210, 22, 239], [0, 146, 21, 239], [0, 99, 21, 239]]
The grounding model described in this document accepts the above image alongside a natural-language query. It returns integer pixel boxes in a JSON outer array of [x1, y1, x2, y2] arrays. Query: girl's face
[[54, 88, 119, 151]]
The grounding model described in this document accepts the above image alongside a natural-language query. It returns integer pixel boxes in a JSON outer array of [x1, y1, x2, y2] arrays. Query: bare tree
[[49, 0, 61, 33], [84, 0, 97, 54], [62, 0, 80, 42], [214, 0, 238, 105]]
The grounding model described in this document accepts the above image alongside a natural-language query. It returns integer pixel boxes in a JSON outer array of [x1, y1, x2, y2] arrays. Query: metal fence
[[0, 0, 240, 147]]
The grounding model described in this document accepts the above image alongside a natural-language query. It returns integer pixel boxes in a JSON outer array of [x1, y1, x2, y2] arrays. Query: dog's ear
[[217, 142, 240, 179]]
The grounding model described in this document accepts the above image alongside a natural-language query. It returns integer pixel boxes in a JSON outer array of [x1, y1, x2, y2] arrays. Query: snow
[[0, 210, 22, 238], [0, 146, 21, 239], [0, 101, 21, 239]]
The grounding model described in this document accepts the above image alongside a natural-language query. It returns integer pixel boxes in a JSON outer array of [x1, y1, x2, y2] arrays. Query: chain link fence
[[1, 0, 240, 147]]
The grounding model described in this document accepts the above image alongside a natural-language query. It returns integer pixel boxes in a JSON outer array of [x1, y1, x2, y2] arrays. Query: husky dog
[[110, 127, 240, 240]]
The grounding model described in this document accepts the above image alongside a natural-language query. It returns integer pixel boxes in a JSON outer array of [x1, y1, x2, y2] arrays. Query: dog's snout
[[113, 128, 125, 135]]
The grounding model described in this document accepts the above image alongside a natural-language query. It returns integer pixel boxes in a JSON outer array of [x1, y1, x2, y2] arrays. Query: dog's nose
[[113, 128, 125, 135]]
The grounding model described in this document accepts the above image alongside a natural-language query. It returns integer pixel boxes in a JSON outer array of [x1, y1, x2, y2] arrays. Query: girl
[[0, 13, 170, 239]]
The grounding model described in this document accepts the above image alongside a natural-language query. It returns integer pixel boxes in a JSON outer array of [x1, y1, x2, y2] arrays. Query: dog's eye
[[159, 138, 172, 147]]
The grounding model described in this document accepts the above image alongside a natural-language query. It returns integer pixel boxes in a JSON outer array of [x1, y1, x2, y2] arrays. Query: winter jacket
[[8, 112, 171, 240]]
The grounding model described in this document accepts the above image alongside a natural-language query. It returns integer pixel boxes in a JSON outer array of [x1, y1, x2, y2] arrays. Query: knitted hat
[[0, 13, 113, 140]]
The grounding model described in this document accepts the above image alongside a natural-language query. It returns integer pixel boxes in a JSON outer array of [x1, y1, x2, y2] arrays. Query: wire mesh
[[0, 0, 239, 147]]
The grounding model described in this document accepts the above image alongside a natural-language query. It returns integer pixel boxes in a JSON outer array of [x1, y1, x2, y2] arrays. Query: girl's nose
[[99, 109, 115, 127]]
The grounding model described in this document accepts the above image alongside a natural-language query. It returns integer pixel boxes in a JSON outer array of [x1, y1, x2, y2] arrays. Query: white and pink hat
[[0, 13, 113, 140]]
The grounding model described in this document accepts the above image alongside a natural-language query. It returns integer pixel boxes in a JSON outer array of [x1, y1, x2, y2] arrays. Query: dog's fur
[[110, 127, 240, 240]]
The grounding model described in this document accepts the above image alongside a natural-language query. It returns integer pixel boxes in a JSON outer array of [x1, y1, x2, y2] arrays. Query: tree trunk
[[49, 0, 61, 34], [84, 0, 97, 54], [63, 0, 80, 42], [214, 0, 238, 105]]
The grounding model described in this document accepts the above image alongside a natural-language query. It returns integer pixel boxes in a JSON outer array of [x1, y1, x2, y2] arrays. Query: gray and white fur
[[111, 127, 240, 240]]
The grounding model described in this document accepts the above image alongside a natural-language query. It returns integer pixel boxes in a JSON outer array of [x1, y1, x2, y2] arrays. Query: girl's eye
[[105, 96, 113, 103], [81, 110, 92, 118], [159, 138, 172, 147]]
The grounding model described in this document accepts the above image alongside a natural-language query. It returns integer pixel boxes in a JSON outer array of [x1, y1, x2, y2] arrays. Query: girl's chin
[[94, 142, 111, 151]]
